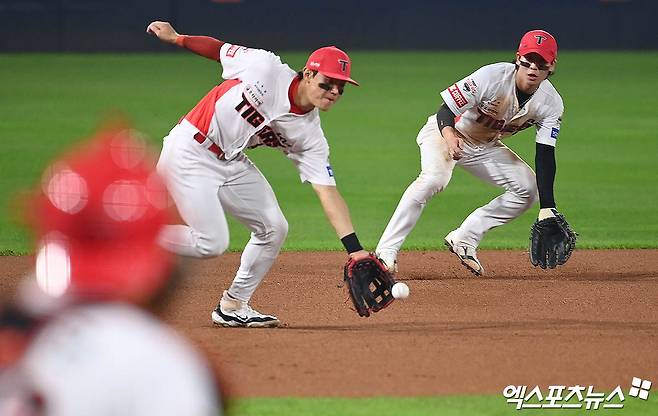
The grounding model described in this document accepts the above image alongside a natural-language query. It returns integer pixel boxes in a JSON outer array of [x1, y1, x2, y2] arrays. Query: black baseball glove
[[529, 209, 577, 269], [343, 254, 396, 317]]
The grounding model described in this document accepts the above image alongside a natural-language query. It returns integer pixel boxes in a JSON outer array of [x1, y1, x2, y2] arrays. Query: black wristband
[[341, 232, 363, 254]]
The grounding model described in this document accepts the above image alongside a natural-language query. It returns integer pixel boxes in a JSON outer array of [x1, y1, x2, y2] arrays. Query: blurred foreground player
[[0, 126, 223, 416]]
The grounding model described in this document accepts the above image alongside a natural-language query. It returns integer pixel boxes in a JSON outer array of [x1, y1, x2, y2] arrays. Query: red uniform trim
[[288, 77, 311, 115], [184, 79, 242, 135]]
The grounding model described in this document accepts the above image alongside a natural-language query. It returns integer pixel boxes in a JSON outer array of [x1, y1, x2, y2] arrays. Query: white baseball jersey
[[184, 43, 335, 186], [440, 63, 563, 147], [376, 62, 564, 262], [0, 303, 221, 416]]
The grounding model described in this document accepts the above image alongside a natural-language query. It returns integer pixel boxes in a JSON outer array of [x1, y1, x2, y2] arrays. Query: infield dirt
[[2, 250, 657, 397]]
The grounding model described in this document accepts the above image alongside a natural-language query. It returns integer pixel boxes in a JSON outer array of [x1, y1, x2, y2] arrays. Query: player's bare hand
[[146, 21, 179, 44], [444, 129, 465, 160], [349, 250, 370, 261]]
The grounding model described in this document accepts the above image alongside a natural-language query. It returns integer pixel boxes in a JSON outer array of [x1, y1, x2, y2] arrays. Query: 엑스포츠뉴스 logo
[[502, 377, 652, 411], [629, 377, 652, 400]]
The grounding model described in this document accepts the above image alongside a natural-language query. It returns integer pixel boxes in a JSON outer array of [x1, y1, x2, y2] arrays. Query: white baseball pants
[[157, 120, 288, 302], [376, 116, 538, 259]]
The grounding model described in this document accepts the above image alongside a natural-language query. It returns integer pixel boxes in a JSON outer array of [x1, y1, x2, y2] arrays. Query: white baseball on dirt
[[391, 282, 409, 299]]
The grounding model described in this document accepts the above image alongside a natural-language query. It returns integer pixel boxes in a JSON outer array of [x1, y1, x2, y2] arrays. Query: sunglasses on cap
[[317, 78, 345, 95], [518, 58, 550, 71]]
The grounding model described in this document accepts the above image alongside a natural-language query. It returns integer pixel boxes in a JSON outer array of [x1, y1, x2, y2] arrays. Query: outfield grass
[[1, 51, 657, 253], [227, 394, 658, 416]]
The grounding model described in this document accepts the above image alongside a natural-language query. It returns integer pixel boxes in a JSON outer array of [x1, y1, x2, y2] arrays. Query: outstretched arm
[[312, 184, 369, 260], [146, 21, 224, 61], [535, 142, 557, 219], [530, 142, 577, 268]]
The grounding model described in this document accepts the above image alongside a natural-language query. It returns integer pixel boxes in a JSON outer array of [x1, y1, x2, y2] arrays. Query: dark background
[[0, 0, 655, 52]]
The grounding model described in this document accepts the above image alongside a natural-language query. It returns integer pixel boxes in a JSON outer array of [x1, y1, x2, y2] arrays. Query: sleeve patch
[[448, 84, 468, 108], [226, 45, 249, 58], [326, 166, 334, 177], [463, 78, 478, 94], [550, 127, 560, 139], [226, 45, 240, 57]]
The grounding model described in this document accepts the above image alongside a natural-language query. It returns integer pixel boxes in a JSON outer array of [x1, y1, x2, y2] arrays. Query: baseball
[[391, 282, 409, 299]]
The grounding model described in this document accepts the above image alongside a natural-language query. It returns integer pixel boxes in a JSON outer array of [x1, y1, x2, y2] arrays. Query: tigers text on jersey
[[183, 43, 335, 186], [440, 63, 564, 147]]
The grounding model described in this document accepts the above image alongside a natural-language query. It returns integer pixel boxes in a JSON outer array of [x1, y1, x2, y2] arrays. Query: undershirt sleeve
[[175, 35, 224, 61], [535, 142, 557, 208]]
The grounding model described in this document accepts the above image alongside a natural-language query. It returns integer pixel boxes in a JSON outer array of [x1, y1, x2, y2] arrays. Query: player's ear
[[303, 68, 318, 82], [545, 58, 556, 77]]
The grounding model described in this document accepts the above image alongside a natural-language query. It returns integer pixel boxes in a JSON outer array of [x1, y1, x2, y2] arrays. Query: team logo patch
[[326, 166, 334, 177], [226, 45, 249, 58], [226, 45, 240, 57], [551, 127, 560, 139], [245, 81, 266, 107], [462, 78, 478, 94], [480, 98, 501, 116], [448, 84, 468, 108], [338, 59, 349, 72]]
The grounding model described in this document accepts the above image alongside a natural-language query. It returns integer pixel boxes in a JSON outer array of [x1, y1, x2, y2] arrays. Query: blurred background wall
[[0, 0, 654, 52]]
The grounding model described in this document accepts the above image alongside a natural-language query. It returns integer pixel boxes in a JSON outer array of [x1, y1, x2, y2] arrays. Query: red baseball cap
[[518, 30, 558, 64], [33, 124, 175, 303], [306, 46, 359, 86]]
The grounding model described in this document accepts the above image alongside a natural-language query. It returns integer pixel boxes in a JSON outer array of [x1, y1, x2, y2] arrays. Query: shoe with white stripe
[[211, 291, 280, 328], [444, 231, 484, 276]]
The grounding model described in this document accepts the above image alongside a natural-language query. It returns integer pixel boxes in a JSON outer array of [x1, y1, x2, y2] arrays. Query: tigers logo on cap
[[518, 30, 558, 64], [305, 46, 359, 86]]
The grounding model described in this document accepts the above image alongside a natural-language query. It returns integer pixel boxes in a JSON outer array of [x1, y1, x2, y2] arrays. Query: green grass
[[2, 51, 657, 253], [226, 394, 658, 415]]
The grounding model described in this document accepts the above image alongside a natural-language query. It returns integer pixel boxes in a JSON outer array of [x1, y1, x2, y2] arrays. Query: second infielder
[[376, 30, 573, 275]]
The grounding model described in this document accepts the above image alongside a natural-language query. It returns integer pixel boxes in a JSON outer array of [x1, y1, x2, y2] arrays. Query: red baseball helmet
[[32, 125, 174, 303], [305, 46, 359, 85], [518, 30, 558, 64]]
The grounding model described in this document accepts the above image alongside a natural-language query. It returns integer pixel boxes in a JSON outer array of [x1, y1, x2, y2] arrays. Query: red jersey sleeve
[[175, 35, 224, 61]]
